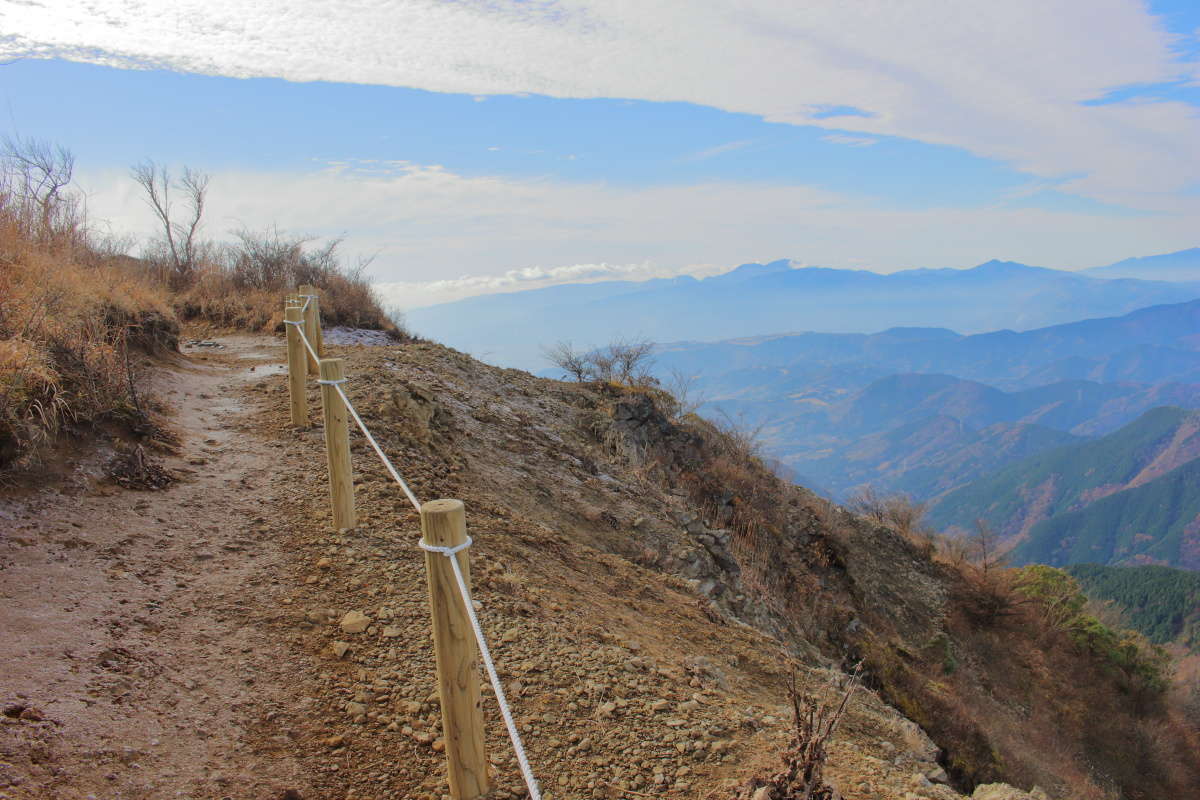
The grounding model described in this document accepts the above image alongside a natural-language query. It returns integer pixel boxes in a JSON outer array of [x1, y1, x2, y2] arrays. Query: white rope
[[418, 536, 473, 557], [282, 297, 539, 797], [331, 382, 422, 512], [420, 538, 543, 800], [283, 319, 321, 363]]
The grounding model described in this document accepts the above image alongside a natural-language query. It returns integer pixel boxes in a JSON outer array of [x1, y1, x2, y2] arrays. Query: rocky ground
[[0, 333, 1048, 800]]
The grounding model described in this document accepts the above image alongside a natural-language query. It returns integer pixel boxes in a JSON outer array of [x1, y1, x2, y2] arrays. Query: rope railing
[[281, 291, 542, 800]]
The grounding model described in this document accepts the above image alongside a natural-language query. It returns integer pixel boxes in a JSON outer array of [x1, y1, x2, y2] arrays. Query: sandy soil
[[0, 336, 313, 800]]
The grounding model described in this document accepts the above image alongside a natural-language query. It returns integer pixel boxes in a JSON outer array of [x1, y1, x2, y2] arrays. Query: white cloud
[[3, 1, 1199, 210], [74, 162, 1200, 310], [376, 262, 727, 309]]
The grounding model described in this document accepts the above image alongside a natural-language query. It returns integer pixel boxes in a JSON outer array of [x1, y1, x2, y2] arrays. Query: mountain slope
[[407, 259, 1200, 371], [730, 375, 1200, 501], [1013, 458, 1200, 569], [930, 407, 1200, 547], [790, 416, 1082, 501]]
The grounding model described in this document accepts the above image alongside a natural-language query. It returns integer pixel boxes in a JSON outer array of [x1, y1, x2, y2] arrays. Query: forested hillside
[[1067, 564, 1200, 649]]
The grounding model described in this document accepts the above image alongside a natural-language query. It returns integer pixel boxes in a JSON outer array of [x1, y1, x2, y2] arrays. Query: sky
[[1, 1, 1199, 309]]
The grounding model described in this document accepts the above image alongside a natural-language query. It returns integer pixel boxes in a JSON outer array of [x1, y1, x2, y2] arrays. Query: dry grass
[[1, 146, 397, 470], [170, 230, 396, 333], [0, 186, 176, 468]]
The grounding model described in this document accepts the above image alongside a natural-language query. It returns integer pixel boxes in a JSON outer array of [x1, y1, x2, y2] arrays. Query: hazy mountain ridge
[[655, 296, 1200, 392], [792, 416, 1083, 503], [1083, 246, 1200, 283], [409, 255, 1200, 371]]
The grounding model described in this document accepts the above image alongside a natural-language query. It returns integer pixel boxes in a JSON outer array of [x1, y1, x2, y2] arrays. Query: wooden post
[[318, 358, 356, 529], [298, 283, 324, 371], [284, 305, 308, 428], [421, 499, 488, 799]]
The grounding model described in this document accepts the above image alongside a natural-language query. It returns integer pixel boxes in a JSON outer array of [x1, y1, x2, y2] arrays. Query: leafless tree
[[969, 518, 1006, 578], [544, 340, 589, 382], [663, 367, 707, 419], [737, 665, 862, 800], [609, 337, 656, 385], [1, 136, 76, 237], [130, 161, 209, 286]]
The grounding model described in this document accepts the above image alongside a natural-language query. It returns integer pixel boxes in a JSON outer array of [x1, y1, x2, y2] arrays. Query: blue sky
[[1, 1, 1198, 307]]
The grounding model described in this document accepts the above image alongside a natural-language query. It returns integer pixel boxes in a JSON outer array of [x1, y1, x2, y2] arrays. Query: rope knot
[[418, 536, 473, 556]]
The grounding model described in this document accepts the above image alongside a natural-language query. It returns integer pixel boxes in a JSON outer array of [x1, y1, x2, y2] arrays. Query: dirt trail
[[0, 335, 313, 800], [2, 333, 963, 800]]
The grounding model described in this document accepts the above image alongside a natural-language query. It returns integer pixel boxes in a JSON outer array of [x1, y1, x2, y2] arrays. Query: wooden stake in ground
[[298, 283, 323, 371], [317, 358, 356, 529], [421, 499, 488, 800], [284, 305, 307, 428]]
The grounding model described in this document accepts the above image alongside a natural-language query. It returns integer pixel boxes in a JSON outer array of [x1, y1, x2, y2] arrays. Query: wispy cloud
[[4, 1, 1199, 210], [684, 139, 754, 161], [822, 134, 879, 147]]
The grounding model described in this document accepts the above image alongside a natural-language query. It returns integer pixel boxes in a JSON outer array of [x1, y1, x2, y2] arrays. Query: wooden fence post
[[298, 283, 323, 371], [284, 305, 308, 428], [317, 358, 357, 529], [421, 499, 488, 799]]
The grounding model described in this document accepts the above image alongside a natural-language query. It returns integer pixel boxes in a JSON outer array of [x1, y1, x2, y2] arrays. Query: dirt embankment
[[0, 334, 972, 800]]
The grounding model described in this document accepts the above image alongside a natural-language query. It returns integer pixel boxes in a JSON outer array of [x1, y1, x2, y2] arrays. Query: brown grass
[[170, 230, 395, 333], [1, 150, 397, 470], [0, 184, 176, 468]]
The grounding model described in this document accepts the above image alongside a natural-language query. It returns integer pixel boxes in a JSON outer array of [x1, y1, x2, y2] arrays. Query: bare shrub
[[171, 227, 393, 331], [543, 336, 657, 386], [736, 666, 862, 799], [954, 519, 1022, 625], [544, 340, 589, 382], [663, 367, 706, 420], [847, 487, 936, 555]]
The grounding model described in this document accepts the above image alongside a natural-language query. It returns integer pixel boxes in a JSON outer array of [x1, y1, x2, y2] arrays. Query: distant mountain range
[[928, 407, 1200, 569], [408, 250, 1200, 371], [654, 297, 1200, 392]]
